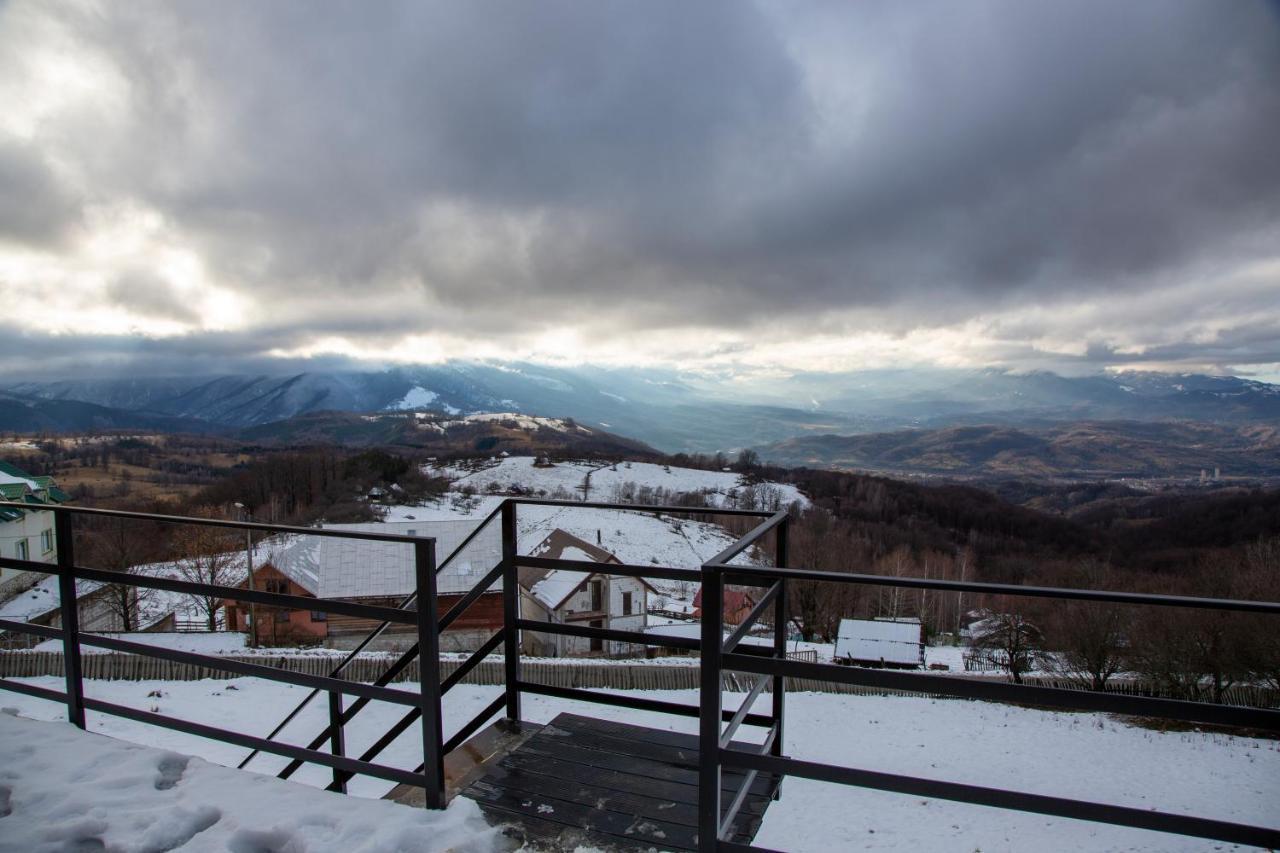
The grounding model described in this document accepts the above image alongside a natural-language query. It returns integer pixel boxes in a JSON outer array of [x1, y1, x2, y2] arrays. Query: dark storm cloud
[[1, 0, 1278, 375]]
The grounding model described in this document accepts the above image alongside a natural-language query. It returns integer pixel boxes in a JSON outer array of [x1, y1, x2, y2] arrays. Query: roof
[[834, 618, 923, 665], [519, 529, 655, 610], [0, 461, 69, 522], [269, 520, 504, 599]]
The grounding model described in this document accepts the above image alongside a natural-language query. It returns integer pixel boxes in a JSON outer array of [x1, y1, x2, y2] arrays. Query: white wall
[[0, 510, 57, 599]]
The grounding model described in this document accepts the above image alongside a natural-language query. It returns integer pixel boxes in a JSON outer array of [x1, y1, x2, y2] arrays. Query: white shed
[[835, 618, 924, 669]]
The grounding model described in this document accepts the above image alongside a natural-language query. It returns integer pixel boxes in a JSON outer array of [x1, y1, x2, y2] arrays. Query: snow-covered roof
[[834, 618, 923, 665], [272, 520, 503, 599], [0, 575, 104, 623]]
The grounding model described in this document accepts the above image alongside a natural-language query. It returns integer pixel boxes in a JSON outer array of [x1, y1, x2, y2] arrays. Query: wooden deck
[[462, 712, 780, 850]]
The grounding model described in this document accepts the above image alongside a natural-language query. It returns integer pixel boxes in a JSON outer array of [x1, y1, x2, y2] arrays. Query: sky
[[1, 0, 1278, 383]]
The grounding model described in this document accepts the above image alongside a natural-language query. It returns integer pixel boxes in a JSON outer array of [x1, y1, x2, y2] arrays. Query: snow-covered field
[[429, 456, 808, 511], [1, 677, 1274, 852]]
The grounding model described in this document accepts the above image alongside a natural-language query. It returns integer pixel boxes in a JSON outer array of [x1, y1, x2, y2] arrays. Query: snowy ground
[[0, 710, 496, 853], [428, 456, 809, 511], [2, 677, 1274, 852]]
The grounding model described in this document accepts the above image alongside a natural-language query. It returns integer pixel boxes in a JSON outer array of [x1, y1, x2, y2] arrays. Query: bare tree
[[969, 603, 1043, 684], [171, 508, 242, 631], [1041, 562, 1129, 691], [79, 514, 167, 632]]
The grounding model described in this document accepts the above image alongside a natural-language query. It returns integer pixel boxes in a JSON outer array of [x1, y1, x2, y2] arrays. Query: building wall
[[0, 510, 57, 600], [521, 574, 649, 658], [223, 564, 328, 646], [324, 592, 504, 653]]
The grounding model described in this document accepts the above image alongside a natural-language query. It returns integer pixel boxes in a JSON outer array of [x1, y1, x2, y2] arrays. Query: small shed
[[835, 618, 924, 669]]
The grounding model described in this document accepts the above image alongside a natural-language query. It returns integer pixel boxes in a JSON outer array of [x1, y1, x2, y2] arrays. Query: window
[[622, 591, 633, 616], [589, 580, 603, 611], [310, 610, 328, 622], [40, 529, 54, 554], [15, 539, 28, 561], [275, 608, 290, 623], [265, 579, 288, 595]]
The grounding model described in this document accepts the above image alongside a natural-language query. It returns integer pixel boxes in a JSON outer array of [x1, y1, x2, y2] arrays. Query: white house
[[0, 462, 69, 600], [518, 529, 654, 657]]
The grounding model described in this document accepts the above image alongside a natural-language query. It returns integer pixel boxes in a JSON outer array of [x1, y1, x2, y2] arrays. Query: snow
[[1, 678, 1274, 852], [0, 575, 103, 623], [386, 385, 439, 410], [0, 470, 40, 489], [527, 569, 588, 610], [31, 632, 248, 655], [430, 456, 808, 510], [0, 709, 496, 853]]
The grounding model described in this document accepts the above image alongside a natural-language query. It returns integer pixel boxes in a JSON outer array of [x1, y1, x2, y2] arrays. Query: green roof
[[0, 460, 69, 522]]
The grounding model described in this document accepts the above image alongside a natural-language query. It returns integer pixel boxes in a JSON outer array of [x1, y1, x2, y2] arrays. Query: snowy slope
[[431, 456, 807, 509]]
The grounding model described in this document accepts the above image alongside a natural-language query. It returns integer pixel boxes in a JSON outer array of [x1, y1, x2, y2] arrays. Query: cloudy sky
[[1, 0, 1278, 382]]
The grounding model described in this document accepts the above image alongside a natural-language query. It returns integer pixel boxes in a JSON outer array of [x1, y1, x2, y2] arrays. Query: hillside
[[237, 411, 660, 458], [758, 421, 1280, 481]]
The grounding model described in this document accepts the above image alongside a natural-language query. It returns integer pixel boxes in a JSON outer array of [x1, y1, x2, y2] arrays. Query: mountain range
[[2, 363, 1278, 458]]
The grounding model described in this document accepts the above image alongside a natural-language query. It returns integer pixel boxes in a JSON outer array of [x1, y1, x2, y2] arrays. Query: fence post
[[772, 515, 788, 796], [501, 500, 521, 722], [698, 563, 724, 851], [54, 507, 85, 729], [328, 691, 347, 794], [414, 538, 445, 809]]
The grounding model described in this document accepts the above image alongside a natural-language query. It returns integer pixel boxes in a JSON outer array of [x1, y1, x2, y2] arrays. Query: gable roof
[[519, 529, 655, 610], [266, 520, 503, 599], [0, 461, 69, 522]]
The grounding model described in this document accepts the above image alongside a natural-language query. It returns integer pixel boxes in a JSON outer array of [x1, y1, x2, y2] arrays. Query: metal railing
[[3, 496, 1277, 852]]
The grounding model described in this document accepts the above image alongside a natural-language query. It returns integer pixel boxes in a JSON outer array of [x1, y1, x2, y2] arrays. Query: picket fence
[[1, 650, 1273, 708]]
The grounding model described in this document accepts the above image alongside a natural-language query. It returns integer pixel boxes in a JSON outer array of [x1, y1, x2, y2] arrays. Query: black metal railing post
[[54, 507, 85, 729], [328, 691, 347, 794], [771, 516, 788, 783], [501, 499, 521, 722], [414, 538, 445, 808], [698, 563, 724, 851]]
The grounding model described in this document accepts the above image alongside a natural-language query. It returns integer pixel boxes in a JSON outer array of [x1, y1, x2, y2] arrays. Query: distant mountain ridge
[[756, 421, 1280, 481], [3, 364, 1277, 453]]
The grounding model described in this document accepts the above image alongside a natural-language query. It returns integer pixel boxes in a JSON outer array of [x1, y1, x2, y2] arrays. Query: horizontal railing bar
[[708, 510, 788, 566], [724, 653, 1280, 730], [74, 632, 421, 707], [441, 694, 506, 756], [723, 582, 779, 654], [720, 675, 770, 749], [723, 749, 1280, 849], [706, 564, 1280, 614], [442, 630, 506, 695], [517, 680, 774, 727], [0, 677, 67, 703], [511, 497, 773, 518], [0, 555, 62, 576], [0, 618, 64, 641], [66, 564, 419, 625], [82, 697, 429, 789], [515, 555, 704, 583], [0, 501, 437, 543], [438, 562, 505, 632], [515, 618, 700, 650]]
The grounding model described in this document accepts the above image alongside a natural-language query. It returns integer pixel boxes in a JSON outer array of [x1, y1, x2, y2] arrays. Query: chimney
[[597, 529, 602, 545]]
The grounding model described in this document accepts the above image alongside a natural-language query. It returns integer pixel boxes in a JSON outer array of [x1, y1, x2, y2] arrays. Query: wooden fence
[[1, 650, 1273, 707]]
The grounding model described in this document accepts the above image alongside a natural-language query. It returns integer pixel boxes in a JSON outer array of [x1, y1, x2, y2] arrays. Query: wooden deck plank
[[462, 712, 779, 850]]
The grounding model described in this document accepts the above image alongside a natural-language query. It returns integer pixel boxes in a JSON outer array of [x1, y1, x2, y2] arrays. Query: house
[[518, 529, 654, 657], [834, 617, 924, 669], [0, 461, 70, 599], [256, 520, 505, 652], [693, 586, 758, 626], [222, 556, 328, 647]]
